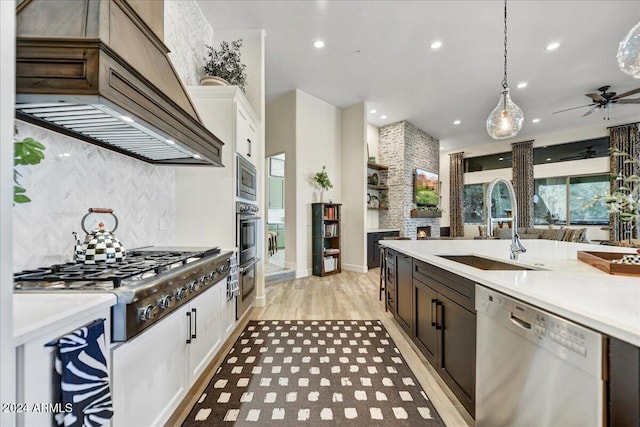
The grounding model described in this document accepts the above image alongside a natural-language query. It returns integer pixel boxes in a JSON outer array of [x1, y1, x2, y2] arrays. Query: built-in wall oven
[[237, 154, 257, 202], [237, 201, 259, 319]]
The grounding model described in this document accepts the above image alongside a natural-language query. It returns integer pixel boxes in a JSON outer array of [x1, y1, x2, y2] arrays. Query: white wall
[[1, 1, 16, 423], [295, 90, 342, 277], [440, 123, 613, 241], [341, 102, 368, 273]]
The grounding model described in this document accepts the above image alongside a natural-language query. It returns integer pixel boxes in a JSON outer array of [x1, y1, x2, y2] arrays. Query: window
[[534, 175, 609, 225], [533, 137, 609, 165], [463, 182, 513, 224], [463, 152, 512, 172]]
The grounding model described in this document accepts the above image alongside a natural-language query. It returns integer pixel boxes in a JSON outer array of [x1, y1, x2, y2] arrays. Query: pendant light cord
[[502, 0, 508, 90]]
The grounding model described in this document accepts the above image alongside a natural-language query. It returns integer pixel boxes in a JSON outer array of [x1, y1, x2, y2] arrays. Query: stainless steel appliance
[[14, 247, 232, 342], [476, 285, 605, 427], [237, 155, 257, 201], [236, 201, 259, 319]]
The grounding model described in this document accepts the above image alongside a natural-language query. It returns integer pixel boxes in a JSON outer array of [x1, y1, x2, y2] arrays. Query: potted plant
[[202, 39, 248, 91], [314, 166, 333, 202], [13, 127, 45, 204]]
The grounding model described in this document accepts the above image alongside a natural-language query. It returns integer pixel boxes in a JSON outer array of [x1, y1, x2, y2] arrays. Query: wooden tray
[[577, 251, 640, 276]]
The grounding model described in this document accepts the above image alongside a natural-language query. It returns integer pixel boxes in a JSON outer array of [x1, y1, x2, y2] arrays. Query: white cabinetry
[[174, 86, 260, 249], [15, 303, 112, 427], [111, 278, 232, 427]]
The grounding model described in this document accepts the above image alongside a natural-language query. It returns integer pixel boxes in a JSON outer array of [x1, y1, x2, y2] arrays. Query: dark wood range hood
[[15, 0, 224, 166]]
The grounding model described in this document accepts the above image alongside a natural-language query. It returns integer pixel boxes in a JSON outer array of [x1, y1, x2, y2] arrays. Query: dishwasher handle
[[509, 313, 532, 330]]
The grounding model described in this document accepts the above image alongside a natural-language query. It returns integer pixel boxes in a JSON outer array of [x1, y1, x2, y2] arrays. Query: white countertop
[[13, 293, 117, 346], [380, 239, 640, 347], [367, 228, 401, 233]]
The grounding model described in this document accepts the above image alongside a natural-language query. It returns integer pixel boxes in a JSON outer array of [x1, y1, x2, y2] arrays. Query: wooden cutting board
[[577, 251, 640, 276]]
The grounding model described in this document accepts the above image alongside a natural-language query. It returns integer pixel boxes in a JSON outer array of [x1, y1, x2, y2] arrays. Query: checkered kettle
[[73, 208, 126, 264]]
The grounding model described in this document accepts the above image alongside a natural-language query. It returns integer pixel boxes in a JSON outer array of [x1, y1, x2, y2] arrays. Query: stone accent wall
[[378, 121, 440, 239]]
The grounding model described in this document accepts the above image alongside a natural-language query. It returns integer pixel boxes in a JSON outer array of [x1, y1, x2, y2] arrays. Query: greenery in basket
[[589, 147, 639, 238], [13, 127, 45, 204], [416, 206, 441, 212], [203, 39, 248, 91], [314, 166, 333, 191]]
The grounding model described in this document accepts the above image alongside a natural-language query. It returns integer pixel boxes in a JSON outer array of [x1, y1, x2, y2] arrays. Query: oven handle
[[239, 258, 260, 273], [238, 214, 261, 221]]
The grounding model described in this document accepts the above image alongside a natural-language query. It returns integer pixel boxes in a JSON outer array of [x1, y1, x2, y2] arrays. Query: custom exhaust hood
[[15, 0, 224, 166]]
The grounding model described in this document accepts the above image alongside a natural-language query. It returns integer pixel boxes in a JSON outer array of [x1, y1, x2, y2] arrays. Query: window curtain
[[449, 152, 464, 237], [609, 123, 639, 241], [511, 141, 534, 228]]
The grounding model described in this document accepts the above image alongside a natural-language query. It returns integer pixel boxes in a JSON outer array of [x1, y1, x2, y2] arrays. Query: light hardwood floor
[[166, 269, 474, 426]]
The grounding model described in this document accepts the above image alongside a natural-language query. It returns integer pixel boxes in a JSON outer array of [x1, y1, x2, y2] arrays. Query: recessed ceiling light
[[370, 109, 377, 114], [453, 120, 461, 125], [440, 147, 444, 150], [430, 41, 442, 50], [380, 115, 387, 119], [517, 82, 528, 89], [546, 42, 560, 51], [532, 118, 540, 123], [546, 158, 551, 161], [313, 40, 325, 49], [120, 115, 134, 123]]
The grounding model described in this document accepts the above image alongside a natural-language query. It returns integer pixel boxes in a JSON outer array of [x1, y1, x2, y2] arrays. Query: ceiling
[[197, 1, 640, 151]]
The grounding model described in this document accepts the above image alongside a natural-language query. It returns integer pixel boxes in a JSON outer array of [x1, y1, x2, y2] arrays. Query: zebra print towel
[[47, 318, 113, 427]]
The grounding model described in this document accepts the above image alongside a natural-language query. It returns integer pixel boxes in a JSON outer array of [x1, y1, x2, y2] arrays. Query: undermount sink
[[438, 255, 537, 271]]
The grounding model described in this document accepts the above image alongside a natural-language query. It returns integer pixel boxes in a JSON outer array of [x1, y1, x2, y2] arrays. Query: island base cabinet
[[395, 253, 413, 336], [414, 281, 438, 366], [609, 337, 640, 426], [439, 293, 476, 413]]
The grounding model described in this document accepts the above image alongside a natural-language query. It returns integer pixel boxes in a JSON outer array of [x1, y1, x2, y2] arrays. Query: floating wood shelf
[[367, 184, 389, 190], [367, 161, 389, 171]]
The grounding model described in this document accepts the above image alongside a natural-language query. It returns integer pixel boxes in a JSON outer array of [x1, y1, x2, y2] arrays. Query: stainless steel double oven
[[236, 200, 259, 319]]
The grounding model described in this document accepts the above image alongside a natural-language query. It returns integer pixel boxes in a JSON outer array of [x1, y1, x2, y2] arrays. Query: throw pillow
[[541, 228, 566, 241]]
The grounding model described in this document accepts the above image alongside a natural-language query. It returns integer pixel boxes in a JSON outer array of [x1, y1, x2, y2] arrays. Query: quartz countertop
[[14, 293, 117, 346], [367, 228, 401, 233], [380, 239, 640, 347]]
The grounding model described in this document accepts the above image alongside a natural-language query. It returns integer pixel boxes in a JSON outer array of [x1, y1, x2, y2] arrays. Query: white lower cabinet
[[111, 278, 233, 427], [15, 308, 112, 427]]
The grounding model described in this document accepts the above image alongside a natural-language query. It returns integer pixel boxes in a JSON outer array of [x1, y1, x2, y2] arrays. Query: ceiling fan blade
[[612, 87, 640, 99], [552, 104, 594, 114], [582, 105, 600, 117], [586, 93, 607, 102], [615, 98, 640, 104]]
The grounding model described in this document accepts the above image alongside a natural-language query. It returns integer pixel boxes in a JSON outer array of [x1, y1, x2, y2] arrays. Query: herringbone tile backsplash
[[13, 121, 176, 272]]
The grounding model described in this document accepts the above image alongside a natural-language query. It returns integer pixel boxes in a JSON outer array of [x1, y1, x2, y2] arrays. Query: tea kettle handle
[[88, 208, 113, 214]]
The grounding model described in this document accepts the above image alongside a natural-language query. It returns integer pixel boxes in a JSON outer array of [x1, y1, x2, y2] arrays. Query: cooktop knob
[[175, 287, 187, 300], [139, 304, 158, 322], [157, 294, 174, 310], [188, 280, 200, 293], [217, 266, 225, 274]]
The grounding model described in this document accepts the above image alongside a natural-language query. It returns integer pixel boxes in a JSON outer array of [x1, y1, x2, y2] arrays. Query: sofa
[[488, 226, 589, 243]]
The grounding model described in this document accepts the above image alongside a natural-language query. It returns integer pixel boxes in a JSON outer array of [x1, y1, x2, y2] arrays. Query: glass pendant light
[[486, 0, 524, 140], [617, 20, 640, 78]]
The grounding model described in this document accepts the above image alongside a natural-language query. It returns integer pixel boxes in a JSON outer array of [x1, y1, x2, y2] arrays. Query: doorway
[[266, 153, 287, 278]]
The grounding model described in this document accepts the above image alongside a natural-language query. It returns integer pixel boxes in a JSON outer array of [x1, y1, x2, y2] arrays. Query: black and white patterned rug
[[182, 320, 445, 426]]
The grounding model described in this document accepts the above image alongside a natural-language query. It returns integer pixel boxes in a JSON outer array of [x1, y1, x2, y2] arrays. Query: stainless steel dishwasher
[[475, 285, 605, 427]]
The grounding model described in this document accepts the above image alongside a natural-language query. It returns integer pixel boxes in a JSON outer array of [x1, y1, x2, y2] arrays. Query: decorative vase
[[200, 76, 230, 86]]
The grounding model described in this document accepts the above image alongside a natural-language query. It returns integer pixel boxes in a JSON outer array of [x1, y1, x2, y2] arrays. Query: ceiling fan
[[560, 146, 597, 161], [553, 85, 640, 117]]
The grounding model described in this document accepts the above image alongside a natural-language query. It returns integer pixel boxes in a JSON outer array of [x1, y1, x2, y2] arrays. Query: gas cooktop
[[14, 246, 221, 290]]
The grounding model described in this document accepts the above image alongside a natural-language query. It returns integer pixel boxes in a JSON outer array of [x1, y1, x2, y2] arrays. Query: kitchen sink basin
[[437, 255, 537, 271]]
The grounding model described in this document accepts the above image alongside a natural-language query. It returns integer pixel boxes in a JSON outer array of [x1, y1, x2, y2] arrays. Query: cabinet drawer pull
[[247, 139, 251, 157], [192, 308, 197, 339], [186, 311, 192, 344], [434, 301, 443, 330], [431, 299, 437, 327]]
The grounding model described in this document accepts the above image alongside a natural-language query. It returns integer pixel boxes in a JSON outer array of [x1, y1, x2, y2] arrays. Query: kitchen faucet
[[486, 177, 527, 260]]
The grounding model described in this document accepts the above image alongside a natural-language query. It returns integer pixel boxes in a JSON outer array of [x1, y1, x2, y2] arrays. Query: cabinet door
[[438, 293, 476, 416], [367, 233, 382, 269], [268, 177, 284, 209], [413, 279, 438, 366], [188, 279, 225, 384], [395, 253, 413, 336], [236, 105, 257, 163], [111, 305, 189, 427]]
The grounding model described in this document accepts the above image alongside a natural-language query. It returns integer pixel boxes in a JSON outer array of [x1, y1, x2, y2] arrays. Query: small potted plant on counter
[[201, 39, 248, 91]]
